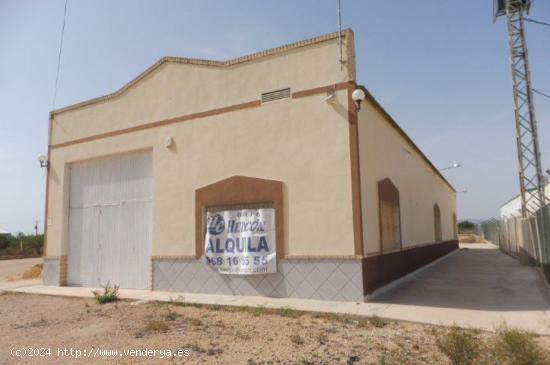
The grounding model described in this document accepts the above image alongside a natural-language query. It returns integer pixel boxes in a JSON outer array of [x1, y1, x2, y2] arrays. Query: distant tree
[[0, 233, 43, 257], [0, 234, 11, 250], [458, 220, 476, 230], [24, 234, 44, 252]]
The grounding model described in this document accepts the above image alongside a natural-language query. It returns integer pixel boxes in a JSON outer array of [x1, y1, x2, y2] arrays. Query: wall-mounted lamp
[[351, 88, 366, 110], [37, 154, 49, 168], [324, 89, 335, 103], [164, 136, 174, 148]]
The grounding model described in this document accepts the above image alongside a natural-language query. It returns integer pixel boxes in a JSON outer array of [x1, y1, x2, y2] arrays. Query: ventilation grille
[[261, 88, 291, 103]]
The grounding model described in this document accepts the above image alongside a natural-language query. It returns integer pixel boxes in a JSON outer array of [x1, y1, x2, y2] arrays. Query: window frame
[[434, 203, 442, 242], [377, 178, 402, 254]]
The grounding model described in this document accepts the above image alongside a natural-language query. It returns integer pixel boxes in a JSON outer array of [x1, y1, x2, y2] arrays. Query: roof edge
[[499, 183, 550, 209], [51, 29, 353, 116], [357, 85, 456, 193]]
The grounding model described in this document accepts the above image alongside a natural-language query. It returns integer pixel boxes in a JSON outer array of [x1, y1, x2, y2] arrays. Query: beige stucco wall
[[46, 34, 357, 258], [358, 98, 457, 256], [50, 32, 355, 146]]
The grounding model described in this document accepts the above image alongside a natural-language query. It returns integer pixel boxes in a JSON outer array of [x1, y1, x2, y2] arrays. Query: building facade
[[500, 184, 550, 219], [43, 30, 457, 301]]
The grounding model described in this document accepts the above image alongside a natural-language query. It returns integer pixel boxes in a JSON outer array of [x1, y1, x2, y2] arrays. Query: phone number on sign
[[205, 255, 268, 267]]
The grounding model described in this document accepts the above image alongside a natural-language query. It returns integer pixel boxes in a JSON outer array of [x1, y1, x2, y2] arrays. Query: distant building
[[43, 30, 457, 301], [500, 184, 550, 218], [0, 228, 10, 236]]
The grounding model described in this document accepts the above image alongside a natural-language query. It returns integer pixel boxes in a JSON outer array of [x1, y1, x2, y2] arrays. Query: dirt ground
[[0, 258, 42, 282], [0, 292, 548, 365]]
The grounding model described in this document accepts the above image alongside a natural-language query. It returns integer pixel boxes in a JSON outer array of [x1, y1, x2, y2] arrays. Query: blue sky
[[0, 0, 549, 234]]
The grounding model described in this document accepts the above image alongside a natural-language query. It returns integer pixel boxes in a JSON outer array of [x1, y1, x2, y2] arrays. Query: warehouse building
[[500, 184, 550, 218], [42, 30, 457, 301]]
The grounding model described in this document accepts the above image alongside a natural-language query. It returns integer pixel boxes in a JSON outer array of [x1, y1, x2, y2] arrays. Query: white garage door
[[67, 151, 152, 289]]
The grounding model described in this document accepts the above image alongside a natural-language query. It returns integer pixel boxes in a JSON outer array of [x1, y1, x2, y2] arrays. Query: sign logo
[[204, 208, 277, 275], [207, 214, 225, 235]]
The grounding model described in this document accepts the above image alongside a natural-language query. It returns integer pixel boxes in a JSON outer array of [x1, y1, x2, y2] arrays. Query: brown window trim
[[378, 178, 402, 254], [433, 203, 442, 242], [195, 176, 284, 259], [452, 212, 458, 239]]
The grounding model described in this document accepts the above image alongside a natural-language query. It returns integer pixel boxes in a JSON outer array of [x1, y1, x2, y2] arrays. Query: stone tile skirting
[[43, 241, 458, 302], [42, 256, 67, 286], [152, 258, 364, 302]]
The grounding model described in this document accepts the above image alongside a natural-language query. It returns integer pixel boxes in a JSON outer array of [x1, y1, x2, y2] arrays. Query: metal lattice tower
[[496, 0, 546, 217]]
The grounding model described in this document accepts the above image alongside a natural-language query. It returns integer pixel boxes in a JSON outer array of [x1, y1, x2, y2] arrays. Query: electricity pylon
[[495, 0, 546, 217]]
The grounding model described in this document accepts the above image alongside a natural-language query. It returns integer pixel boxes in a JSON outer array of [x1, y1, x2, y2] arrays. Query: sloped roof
[[358, 85, 456, 193], [51, 30, 351, 116], [500, 183, 550, 208]]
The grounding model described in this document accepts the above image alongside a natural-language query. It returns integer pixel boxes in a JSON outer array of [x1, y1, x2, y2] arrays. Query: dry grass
[[437, 326, 480, 365], [290, 333, 304, 345], [369, 315, 388, 328], [436, 325, 549, 365], [0, 293, 549, 364], [22, 263, 43, 279], [493, 326, 548, 365], [6, 263, 43, 282], [135, 319, 169, 338]]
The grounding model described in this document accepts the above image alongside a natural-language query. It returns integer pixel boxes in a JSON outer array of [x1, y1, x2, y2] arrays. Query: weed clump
[[92, 283, 119, 304], [493, 326, 546, 365], [436, 326, 480, 365], [369, 315, 388, 328]]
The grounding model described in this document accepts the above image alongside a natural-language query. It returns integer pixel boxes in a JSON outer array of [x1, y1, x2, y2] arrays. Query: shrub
[[436, 326, 480, 365], [493, 327, 545, 365], [277, 307, 300, 318], [92, 283, 119, 304], [369, 315, 388, 328], [0, 234, 10, 250], [0, 233, 43, 258]]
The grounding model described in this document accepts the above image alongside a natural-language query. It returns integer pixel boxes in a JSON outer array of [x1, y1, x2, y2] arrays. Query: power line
[[533, 89, 550, 100], [525, 17, 550, 27], [52, 0, 68, 110]]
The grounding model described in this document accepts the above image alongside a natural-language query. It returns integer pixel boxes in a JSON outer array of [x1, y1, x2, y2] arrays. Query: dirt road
[[0, 258, 42, 282]]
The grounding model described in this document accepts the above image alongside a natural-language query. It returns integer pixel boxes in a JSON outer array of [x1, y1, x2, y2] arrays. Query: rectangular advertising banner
[[204, 208, 276, 275]]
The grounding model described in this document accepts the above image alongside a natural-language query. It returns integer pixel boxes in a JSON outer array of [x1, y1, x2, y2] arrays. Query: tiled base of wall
[[43, 258, 60, 286], [42, 241, 458, 302], [152, 258, 364, 302]]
